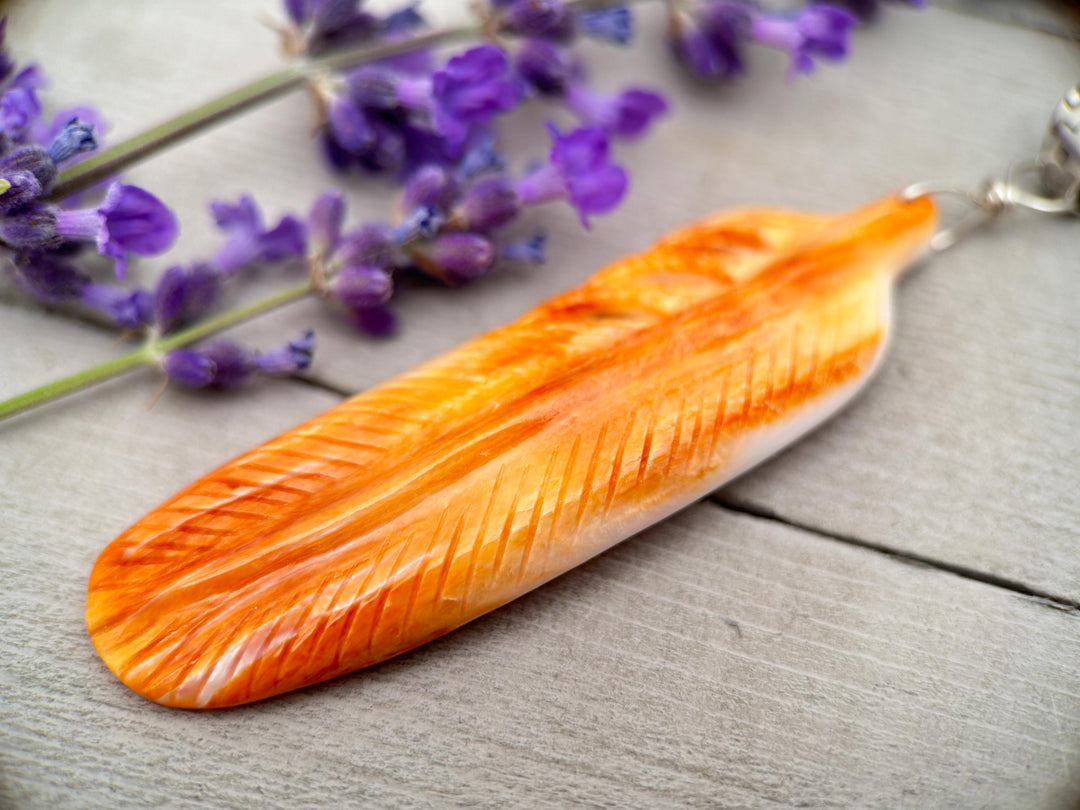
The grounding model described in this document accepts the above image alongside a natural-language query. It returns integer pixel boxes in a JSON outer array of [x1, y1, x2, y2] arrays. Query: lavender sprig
[[0, 0, 922, 421]]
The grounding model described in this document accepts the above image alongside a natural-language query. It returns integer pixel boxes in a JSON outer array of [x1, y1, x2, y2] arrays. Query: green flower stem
[[46, 24, 477, 201], [153, 279, 313, 353], [0, 347, 154, 421], [0, 279, 313, 421]]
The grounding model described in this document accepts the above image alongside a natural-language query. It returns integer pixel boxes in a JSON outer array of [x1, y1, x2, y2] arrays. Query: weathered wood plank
[[3, 0, 1077, 616], [2, 4, 1079, 807], [3, 439, 1078, 808]]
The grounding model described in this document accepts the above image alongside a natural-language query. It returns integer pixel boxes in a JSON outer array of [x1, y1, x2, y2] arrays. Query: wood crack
[[707, 494, 1080, 613]]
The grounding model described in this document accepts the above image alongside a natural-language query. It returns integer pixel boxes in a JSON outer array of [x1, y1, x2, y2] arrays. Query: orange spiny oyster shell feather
[[87, 194, 935, 708]]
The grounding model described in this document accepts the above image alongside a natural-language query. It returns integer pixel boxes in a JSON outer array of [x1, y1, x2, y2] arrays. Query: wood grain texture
[[14, 0, 1068, 601], [2, 0, 1079, 807]]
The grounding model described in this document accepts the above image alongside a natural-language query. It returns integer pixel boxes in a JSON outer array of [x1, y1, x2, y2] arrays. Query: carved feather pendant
[[87, 194, 936, 708]]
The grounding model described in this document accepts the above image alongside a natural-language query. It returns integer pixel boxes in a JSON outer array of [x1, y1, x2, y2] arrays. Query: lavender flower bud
[[500, 232, 546, 264], [0, 73, 42, 140], [163, 341, 253, 388], [331, 264, 393, 309], [670, 2, 751, 81], [307, 191, 345, 258], [79, 283, 153, 329], [338, 222, 397, 267], [0, 204, 61, 250], [578, 7, 633, 45], [162, 349, 216, 388], [432, 45, 519, 151], [211, 195, 306, 274], [565, 84, 668, 139], [327, 94, 375, 153], [515, 39, 580, 96], [401, 164, 460, 213], [349, 304, 396, 336], [46, 118, 97, 164], [421, 232, 496, 283], [153, 263, 220, 333], [13, 253, 87, 301], [0, 170, 42, 215], [457, 175, 520, 232], [501, 0, 574, 39], [0, 144, 58, 190], [254, 330, 316, 374]]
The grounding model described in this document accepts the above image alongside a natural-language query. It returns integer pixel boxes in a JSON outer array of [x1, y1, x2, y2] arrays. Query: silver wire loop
[[900, 159, 1080, 253]]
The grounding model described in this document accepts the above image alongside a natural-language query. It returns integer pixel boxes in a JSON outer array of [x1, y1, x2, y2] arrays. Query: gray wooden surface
[[2, 2, 1079, 808]]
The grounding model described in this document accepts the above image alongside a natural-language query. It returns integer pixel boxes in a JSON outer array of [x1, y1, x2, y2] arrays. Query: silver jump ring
[[900, 160, 1080, 252]]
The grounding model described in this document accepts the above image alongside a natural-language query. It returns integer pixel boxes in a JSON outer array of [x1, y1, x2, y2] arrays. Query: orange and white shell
[[87, 194, 935, 708]]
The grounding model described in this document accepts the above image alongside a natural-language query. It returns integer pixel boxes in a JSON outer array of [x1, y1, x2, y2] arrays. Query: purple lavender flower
[[211, 195, 306, 274], [0, 143, 60, 191], [254, 329, 316, 375], [417, 232, 496, 283], [0, 116, 99, 203], [0, 204, 60, 250], [500, 0, 574, 39], [670, 1, 751, 81], [12, 252, 87, 301], [285, 0, 425, 56], [326, 92, 375, 153], [338, 222, 398, 268], [52, 182, 178, 280], [307, 190, 346, 259], [12, 251, 156, 329], [331, 263, 393, 308], [515, 38, 581, 96], [79, 283, 153, 329], [750, 4, 859, 78], [456, 175, 520, 232], [163, 330, 315, 388], [284, 0, 379, 56], [0, 66, 44, 140], [349, 304, 396, 336], [564, 84, 668, 139], [516, 124, 628, 228], [0, 169, 42, 215], [431, 45, 519, 152], [401, 164, 460, 212], [152, 263, 220, 333], [301, 194, 401, 333]]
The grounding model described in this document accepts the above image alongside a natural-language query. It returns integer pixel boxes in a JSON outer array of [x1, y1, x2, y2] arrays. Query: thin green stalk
[[47, 24, 477, 200], [0, 347, 154, 420], [0, 280, 313, 421]]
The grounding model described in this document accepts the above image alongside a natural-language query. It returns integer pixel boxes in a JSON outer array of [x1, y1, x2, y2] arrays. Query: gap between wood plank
[[709, 494, 1080, 614], [286, 374, 1080, 616]]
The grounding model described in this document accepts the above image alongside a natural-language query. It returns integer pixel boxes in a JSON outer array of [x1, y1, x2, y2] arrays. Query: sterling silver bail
[[902, 84, 1080, 252]]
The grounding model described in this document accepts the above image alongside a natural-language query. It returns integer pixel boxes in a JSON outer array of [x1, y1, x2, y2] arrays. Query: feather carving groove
[[87, 196, 935, 707]]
